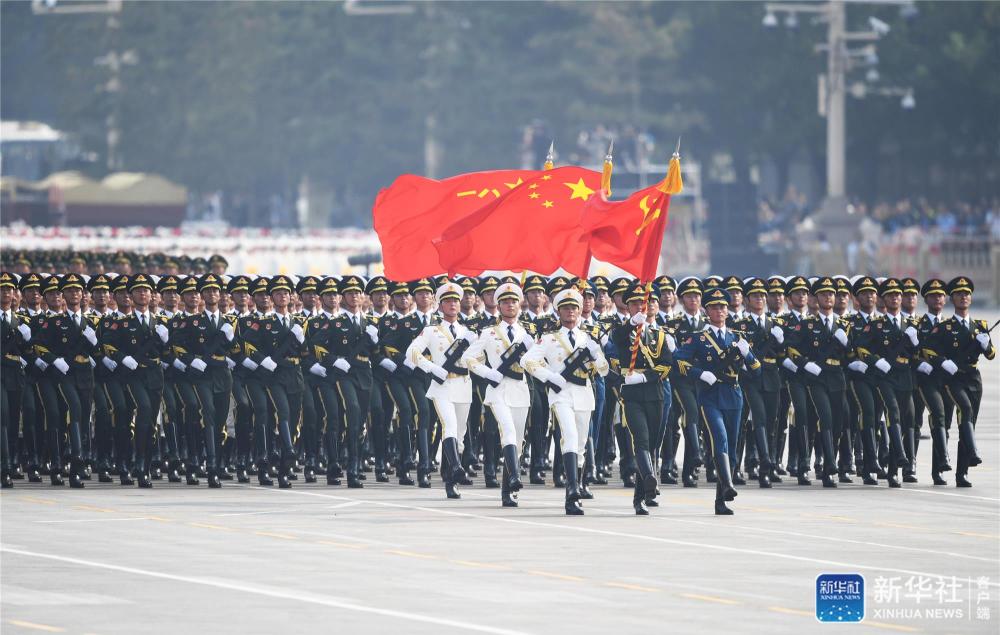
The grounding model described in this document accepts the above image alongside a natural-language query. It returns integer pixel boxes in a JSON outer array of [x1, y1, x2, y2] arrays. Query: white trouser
[[488, 403, 529, 448], [431, 398, 471, 452], [551, 402, 591, 458]]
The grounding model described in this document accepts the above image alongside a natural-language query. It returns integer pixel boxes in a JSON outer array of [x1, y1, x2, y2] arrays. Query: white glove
[[17, 323, 31, 341], [122, 355, 138, 370], [225, 357, 236, 370], [547, 372, 567, 390], [735, 338, 750, 357], [630, 312, 646, 326], [804, 361, 822, 376], [154, 323, 169, 343], [917, 361, 933, 375], [941, 359, 958, 375], [161, 361, 168, 370], [482, 367, 503, 384], [18, 357, 27, 369], [403, 358, 417, 370], [34, 358, 48, 372], [430, 364, 448, 383], [699, 371, 717, 386], [848, 360, 868, 373], [89, 356, 96, 368], [462, 331, 476, 344], [904, 326, 919, 346], [875, 358, 891, 374], [976, 332, 991, 351], [379, 358, 398, 373], [82, 325, 97, 346], [770, 325, 784, 344], [586, 339, 601, 358], [665, 333, 676, 352], [102, 357, 117, 372], [309, 362, 328, 378], [171, 358, 186, 372], [241, 357, 259, 371], [833, 328, 848, 346], [189, 358, 207, 372], [220, 322, 235, 341], [53, 357, 70, 374], [260, 356, 278, 372], [291, 323, 305, 344], [599, 332, 609, 346], [625, 373, 646, 385], [782, 358, 797, 373], [333, 358, 351, 373]]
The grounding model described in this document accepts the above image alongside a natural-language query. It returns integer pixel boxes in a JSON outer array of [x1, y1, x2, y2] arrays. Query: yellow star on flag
[[563, 178, 596, 201], [542, 200, 554, 208], [541, 175, 552, 180], [528, 192, 540, 199], [504, 178, 524, 190]]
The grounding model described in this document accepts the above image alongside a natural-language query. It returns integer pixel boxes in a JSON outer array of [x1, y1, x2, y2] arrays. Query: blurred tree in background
[[2, 0, 997, 226]]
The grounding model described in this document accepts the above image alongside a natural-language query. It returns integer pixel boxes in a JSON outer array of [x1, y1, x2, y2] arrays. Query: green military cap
[[365, 275, 389, 295], [478, 275, 501, 295], [178, 275, 199, 295], [766, 276, 785, 295], [920, 278, 946, 298], [198, 273, 223, 292], [69, 254, 87, 266], [269, 275, 294, 294], [610, 277, 632, 297], [113, 252, 132, 266], [703, 275, 724, 291], [624, 281, 652, 304], [42, 275, 61, 295], [523, 274, 547, 293], [338, 275, 364, 294], [946, 276, 974, 295], [59, 273, 86, 292], [653, 275, 676, 294], [457, 276, 478, 295], [724, 275, 743, 292], [901, 277, 920, 295], [878, 277, 903, 297], [15, 254, 32, 268], [785, 276, 810, 294], [498, 275, 520, 287], [0, 272, 16, 289], [546, 275, 570, 297], [251, 276, 269, 296], [18, 272, 42, 291], [318, 276, 340, 295], [433, 274, 451, 289], [810, 276, 837, 295], [209, 254, 229, 267], [191, 256, 209, 273], [157, 275, 180, 293], [388, 280, 410, 296], [88, 273, 112, 292], [111, 274, 129, 294], [742, 276, 767, 296], [851, 276, 878, 296], [589, 275, 611, 292], [677, 276, 703, 297], [834, 276, 851, 293], [296, 275, 321, 295], [227, 275, 251, 294], [703, 287, 732, 307], [409, 278, 435, 294], [127, 273, 154, 292]]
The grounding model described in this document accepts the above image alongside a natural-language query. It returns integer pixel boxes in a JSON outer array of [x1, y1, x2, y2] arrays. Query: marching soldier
[[913, 278, 953, 485], [929, 276, 994, 487], [365, 275, 392, 482], [777, 275, 813, 485], [676, 287, 760, 515], [1, 272, 31, 488], [304, 276, 344, 485], [520, 274, 557, 484], [609, 282, 674, 514], [667, 276, 707, 488], [462, 282, 536, 507], [406, 281, 476, 499], [522, 287, 609, 515]]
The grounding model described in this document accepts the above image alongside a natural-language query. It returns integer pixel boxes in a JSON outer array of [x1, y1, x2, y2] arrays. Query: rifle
[[432, 337, 470, 384], [545, 346, 593, 393], [483, 341, 527, 387], [707, 329, 747, 385], [953, 317, 1000, 372]]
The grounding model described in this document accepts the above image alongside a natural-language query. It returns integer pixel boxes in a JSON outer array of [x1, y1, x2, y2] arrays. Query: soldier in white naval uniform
[[462, 282, 536, 508], [405, 281, 475, 499], [522, 288, 609, 515]]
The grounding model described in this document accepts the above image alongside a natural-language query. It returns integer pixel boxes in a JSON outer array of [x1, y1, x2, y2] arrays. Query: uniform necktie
[[569, 331, 576, 347], [756, 316, 763, 329], [420, 314, 427, 327], [140, 314, 147, 328], [449, 324, 456, 339], [507, 324, 514, 343], [211, 313, 217, 328]]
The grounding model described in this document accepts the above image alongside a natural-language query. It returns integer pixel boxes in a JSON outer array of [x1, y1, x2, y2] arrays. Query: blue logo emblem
[[816, 574, 864, 623]]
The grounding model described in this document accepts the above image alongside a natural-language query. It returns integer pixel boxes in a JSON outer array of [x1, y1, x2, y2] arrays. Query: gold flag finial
[[543, 141, 555, 170], [601, 139, 614, 198], [657, 136, 683, 195]]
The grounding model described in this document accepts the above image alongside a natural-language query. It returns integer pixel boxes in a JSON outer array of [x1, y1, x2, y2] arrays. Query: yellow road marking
[[385, 549, 436, 560], [17, 496, 57, 505], [449, 560, 511, 571], [955, 531, 999, 539], [526, 570, 586, 582], [315, 540, 366, 550], [72, 505, 117, 513], [8, 620, 66, 632], [146, 516, 172, 523], [681, 592, 741, 605], [254, 531, 297, 541], [187, 522, 235, 532], [605, 581, 659, 593], [767, 606, 813, 617]]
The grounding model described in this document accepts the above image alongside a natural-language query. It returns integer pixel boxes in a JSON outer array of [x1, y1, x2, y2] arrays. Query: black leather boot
[[501, 464, 518, 508], [564, 453, 583, 516], [69, 459, 86, 489], [958, 422, 981, 467], [714, 480, 733, 515], [716, 458, 738, 502], [258, 462, 274, 486], [503, 444, 522, 493], [932, 426, 952, 473], [208, 464, 222, 489], [821, 431, 837, 488], [635, 450, 658, 502], [633, 480, 649, 515]]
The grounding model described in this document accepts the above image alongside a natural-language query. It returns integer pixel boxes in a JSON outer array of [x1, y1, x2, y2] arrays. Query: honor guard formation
[[1, 251, 995, 516]]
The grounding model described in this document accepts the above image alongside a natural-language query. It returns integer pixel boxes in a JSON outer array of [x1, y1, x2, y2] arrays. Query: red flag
[[433, 166, 602, 277], [373, 169, 540, 280], [580, 156, 683, 280]]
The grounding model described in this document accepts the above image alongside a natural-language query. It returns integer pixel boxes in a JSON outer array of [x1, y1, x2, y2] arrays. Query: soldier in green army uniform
[[666, 276, 707, 488], [928, 277, 995, 487], [912, 278, 953, 485], [365, 275, 393, 482], [1, 272, 32, 488]]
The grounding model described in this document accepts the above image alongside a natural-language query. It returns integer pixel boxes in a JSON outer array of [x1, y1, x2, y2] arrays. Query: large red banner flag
[[580, 155, 683, 281], [373, 169, 540, 280], [432, 166, 602, 278]]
